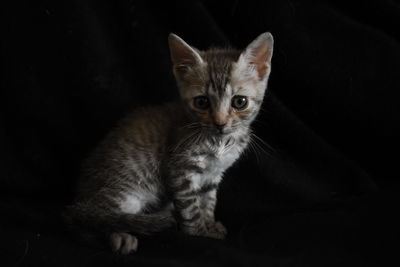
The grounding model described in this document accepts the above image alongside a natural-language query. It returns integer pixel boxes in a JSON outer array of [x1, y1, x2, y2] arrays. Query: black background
[[1, 0, 399, 266]]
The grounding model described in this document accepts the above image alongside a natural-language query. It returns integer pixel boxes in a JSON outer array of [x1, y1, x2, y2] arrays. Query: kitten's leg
[[201, 188, 227, 239], [171, 175, 208, 237], [170, 168, 226, 239], [110, 232, 138, 254]]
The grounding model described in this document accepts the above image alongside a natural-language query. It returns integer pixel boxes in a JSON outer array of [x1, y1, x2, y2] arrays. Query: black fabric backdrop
[[1, 0, 399, 266]]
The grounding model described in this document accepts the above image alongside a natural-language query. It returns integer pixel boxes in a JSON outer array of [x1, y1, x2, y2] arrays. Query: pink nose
[[213, 112, 228, 133]]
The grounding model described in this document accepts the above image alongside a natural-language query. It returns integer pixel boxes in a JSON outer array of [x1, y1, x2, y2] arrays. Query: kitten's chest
[[195, 140, 243, 176]]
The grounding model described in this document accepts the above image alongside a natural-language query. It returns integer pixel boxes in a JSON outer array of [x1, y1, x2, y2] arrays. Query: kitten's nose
[[213, 112, 228, 133], [214, 122, 227, 132]]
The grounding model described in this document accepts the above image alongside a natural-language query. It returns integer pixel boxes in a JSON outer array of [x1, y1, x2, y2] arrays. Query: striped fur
[[64, 32, 274, 254]]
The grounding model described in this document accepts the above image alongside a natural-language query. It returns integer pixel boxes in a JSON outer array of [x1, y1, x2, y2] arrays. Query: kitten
[[64, 32, 274, 254]]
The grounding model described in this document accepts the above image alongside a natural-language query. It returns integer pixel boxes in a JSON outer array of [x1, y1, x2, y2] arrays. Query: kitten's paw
[[110, 232, 138, 254], [206, 221, 227, 239]]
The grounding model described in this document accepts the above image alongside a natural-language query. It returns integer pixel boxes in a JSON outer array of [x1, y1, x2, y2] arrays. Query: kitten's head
[[168, 32, 273, 136]]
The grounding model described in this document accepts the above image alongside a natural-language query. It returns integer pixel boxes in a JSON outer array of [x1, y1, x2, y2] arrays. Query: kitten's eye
[[231, 96, 248, 110], [193, 96, 210, 110]]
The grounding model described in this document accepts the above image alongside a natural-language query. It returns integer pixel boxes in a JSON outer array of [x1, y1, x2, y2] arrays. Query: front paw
[[181, 220, 227, 239], [205, 221, 227, 239]]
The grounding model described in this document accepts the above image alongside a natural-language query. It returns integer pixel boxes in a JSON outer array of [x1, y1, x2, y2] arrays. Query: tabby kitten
[[64, 32, 274, 254]]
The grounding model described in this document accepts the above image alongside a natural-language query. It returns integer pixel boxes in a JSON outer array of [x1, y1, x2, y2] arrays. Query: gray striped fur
[[64, 32, 274, 254]]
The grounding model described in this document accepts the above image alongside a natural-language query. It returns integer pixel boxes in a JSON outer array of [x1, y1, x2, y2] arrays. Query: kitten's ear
[[238, 32, 274, 80], [168, 33, 203, 76]]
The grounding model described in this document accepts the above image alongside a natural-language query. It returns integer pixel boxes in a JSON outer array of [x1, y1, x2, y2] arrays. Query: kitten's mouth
[[202, 125, 234, 137], [214, 128, 233, 136]]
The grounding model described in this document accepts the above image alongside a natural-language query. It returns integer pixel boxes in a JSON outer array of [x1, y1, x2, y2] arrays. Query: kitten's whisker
[[253, 140, 269, 157], [180, 122, 201, 130], [247, 139, 261, 164], [248, 133, 274, 161], [172, 131, 198, 153], [251, 133, 275, 153]]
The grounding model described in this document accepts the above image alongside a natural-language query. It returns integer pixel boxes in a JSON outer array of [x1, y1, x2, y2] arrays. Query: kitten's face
[[169, 33, 273, 136]]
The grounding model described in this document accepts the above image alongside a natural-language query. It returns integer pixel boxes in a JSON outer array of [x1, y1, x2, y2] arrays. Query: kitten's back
[[76, 102, 185, 199]]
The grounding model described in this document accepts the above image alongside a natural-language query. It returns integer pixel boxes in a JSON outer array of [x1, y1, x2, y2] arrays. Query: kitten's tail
[[62, 201, 176, 237]]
